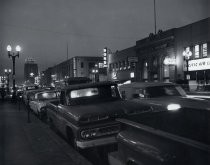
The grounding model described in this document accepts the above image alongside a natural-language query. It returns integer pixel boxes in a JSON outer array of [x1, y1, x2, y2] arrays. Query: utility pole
[[66, 41, 69, 60], [154, 0, 157, 34]]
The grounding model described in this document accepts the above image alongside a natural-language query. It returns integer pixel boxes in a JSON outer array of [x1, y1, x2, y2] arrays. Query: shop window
[[122, 61, 126, 70], [163, 65, 169, 78], [153, 58, 158, 68], [194, 45, 200, 58], [124, 61, 127, 70], [116, 63, 119, 70], [127, 62, 131, 69], [202, 43, 207, 57], [143, 61, 148, 79], [119, 61, 123, 70]]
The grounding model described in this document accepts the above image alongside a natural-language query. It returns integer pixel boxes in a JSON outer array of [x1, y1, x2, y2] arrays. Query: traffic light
[[103, 47, 107, 67]]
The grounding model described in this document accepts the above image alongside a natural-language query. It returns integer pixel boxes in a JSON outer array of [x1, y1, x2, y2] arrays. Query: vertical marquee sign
[[103, 47, 107, 68]]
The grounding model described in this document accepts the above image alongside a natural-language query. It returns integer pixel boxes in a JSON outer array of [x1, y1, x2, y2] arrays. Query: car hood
[[132, 96, 210, 110], [61, 99, 151, 123], [38, 99, 59, 108]]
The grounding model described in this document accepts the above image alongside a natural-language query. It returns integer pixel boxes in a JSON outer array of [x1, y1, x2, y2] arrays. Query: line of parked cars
[[20, 81, 210, 165]]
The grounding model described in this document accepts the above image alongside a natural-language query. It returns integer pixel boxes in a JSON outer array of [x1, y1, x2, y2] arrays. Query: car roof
[[62, 81, 117, 90], [120, 82, 175, 89]]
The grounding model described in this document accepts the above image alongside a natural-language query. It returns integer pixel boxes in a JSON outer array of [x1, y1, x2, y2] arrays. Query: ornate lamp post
[[30, 72, 35, 84], [91, 64, 99, 82], [4, 69, 12, 93], [183, 49, 192, 80], [7, 45, 21, 100]]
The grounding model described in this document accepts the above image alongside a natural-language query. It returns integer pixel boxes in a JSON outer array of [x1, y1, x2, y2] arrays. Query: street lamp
[[30, 72, 35, 84], [92, 64, 99, 82], [4, 69, 12, 93], [7, 45, 21, 100], [183, 49, 192, 80]]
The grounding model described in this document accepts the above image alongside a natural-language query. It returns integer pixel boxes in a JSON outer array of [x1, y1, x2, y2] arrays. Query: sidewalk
[[0, 101, 92, 165]]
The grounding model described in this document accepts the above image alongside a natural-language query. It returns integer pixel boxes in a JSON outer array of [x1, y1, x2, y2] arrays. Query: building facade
[[108, 17, 210, 90], [42, 56, 107, 86], [108, 46, 137, 82], [24, 58, 38, 84]]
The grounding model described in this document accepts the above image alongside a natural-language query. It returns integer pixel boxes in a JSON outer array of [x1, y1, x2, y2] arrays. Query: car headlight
[[167, 104, 181, 111]]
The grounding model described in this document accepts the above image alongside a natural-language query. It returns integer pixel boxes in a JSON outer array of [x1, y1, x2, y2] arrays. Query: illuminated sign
[[164, 57, 176, 65], [103, 47, 107, 68], [26, 86, 38, 90], [188, 58, 210, 71], [112, 72, 117, 80], [130, 72, 135, 78]]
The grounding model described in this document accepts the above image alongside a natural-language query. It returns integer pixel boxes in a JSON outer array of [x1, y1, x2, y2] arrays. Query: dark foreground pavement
[[0, 101, 92, 165]]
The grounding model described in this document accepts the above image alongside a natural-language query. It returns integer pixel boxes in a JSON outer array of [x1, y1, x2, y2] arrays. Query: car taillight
[[80, 125, 120, 139]]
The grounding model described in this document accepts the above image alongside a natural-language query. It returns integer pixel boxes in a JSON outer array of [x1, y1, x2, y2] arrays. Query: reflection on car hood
[[133, 96, 210, 110]]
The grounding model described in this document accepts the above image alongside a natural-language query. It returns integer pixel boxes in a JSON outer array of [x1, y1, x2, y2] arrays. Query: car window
[[67, 85, 120, 105], [70, 88, 99, 98], [37, 92, 57, 100]]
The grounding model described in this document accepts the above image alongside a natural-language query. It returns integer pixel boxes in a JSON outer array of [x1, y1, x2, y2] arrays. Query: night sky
[[0, 0, 209, 84]]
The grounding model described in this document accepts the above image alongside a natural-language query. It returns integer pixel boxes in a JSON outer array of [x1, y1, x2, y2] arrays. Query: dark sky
[[0, 0, 209, 84]]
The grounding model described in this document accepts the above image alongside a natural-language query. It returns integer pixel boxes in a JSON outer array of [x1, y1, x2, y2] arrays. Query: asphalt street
[[0, 100, 92, 165]]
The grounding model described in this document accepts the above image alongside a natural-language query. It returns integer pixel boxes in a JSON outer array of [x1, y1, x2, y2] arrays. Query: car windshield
[[146, 85, 186, 98], [37, 92, 57, 100], [67, 85, 120, 105]]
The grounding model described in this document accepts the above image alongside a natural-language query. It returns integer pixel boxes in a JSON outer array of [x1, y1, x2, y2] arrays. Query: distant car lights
[[167, 104, 181, 111]]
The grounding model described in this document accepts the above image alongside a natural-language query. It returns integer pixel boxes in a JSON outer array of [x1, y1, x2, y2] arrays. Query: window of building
[[119, 61, 122, 70], [202, 43, 207, 57], [164, 65, 169, 78], [116, 63, 118, 70], [143, 61, 148, 80], [81, 62, 84, 68], [194, 45, 200, 58], [122, 61, 126, 70]]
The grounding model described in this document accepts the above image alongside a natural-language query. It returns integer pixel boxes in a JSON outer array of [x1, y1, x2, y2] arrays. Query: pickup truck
[[46, 82, 151, 149], [108, 108, 210, 165]]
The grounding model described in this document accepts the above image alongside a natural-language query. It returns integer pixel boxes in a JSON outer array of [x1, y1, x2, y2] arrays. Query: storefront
[[186, 57, 210, 90]]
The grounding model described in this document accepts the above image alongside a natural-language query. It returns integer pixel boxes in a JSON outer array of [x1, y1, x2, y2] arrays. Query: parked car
[[29, 90, 59, 119], [119, 82, 210, 111], [22, 85, 39, 104], [46, 82, 151, 149], [109, 108, 210, 165]]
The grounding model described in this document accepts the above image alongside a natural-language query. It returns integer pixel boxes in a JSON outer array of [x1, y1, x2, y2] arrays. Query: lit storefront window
[[194, 45, 200, 58], [163, 65, 169, 82], [202, 43, 207, 57], [143, 61, 148, 80]]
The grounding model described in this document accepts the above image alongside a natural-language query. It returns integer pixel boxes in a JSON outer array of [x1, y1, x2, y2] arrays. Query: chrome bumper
[[76, 136, 117, 149]]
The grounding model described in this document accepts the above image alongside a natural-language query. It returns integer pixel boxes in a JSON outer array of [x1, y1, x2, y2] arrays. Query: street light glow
[[7, 45, 12, 52], [4, 69, 7, 73], [183, 49, 192, 59], [30, 72, 34, 77], [16, 45, 21, 52]]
